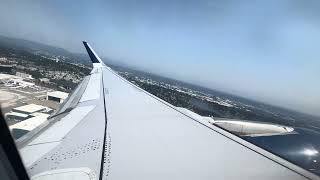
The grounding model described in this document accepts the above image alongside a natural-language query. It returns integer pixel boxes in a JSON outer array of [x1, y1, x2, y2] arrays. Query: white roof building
[[0, 73, 16, 80], [0, 74, 35, 88], [9, 113, 49, 131], [12, 104, 47, 114], [47, 91, 69, 103], [5, 111, 30, 120], [16, 72, 33, 79], [10, 79, 35, 87], [39, 78, 50, 83]]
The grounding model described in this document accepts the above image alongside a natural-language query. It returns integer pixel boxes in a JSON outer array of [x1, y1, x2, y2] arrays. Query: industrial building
[[16, 72, 33, 79], [12, 104, 49, 114], [6, 104, 53, 121], [10, 113, 49, 131], [47, 91, 69, 103], [0, 57, 7, 61], [0, 65, 13, 74], [0, 73, 35, 88], [5, 112, 30, 121], [7, 79, 35, 88], [9, 113, 49, 139], [39, 78, 50, 83]]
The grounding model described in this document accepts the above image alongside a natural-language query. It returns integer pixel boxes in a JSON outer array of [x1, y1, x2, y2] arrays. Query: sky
[[0, 0, 319, 116]]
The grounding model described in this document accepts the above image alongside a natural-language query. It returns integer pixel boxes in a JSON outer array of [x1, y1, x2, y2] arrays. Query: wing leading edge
[[15, 42, 319, 180]]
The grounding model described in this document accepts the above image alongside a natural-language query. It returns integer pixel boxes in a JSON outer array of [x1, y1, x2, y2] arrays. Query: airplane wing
[[7, 42, 320, 180]]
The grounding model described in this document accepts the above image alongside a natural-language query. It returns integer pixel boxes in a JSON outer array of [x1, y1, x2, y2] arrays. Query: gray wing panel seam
[[99, 70, 109, 180]]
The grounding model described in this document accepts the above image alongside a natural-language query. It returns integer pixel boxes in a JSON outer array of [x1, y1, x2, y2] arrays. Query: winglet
[[82, 41, 104, 64]]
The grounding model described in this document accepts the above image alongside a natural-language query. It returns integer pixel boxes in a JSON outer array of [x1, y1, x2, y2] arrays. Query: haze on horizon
[[0, 0, 319, 117]]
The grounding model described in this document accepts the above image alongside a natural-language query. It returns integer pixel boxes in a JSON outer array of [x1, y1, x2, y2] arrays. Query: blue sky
[[0, 0, 320, 116]]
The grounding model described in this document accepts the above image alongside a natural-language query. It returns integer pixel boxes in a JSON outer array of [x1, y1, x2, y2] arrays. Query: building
[[5, 112, 30, 121], [12, 104, 48, 115], [9, 113, 49, 131], [16, 72, 33, 79], [47, 91, 69, 103], [7, 79, 35, 88], [0, 73, 15, 80], [39, 78, 50, 83], [9, 113, 49, 139], [6, 104, 52, 122], [0, 57, 7, 61], [0, 73, 36, 88], [0, 65, 13, 73]]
